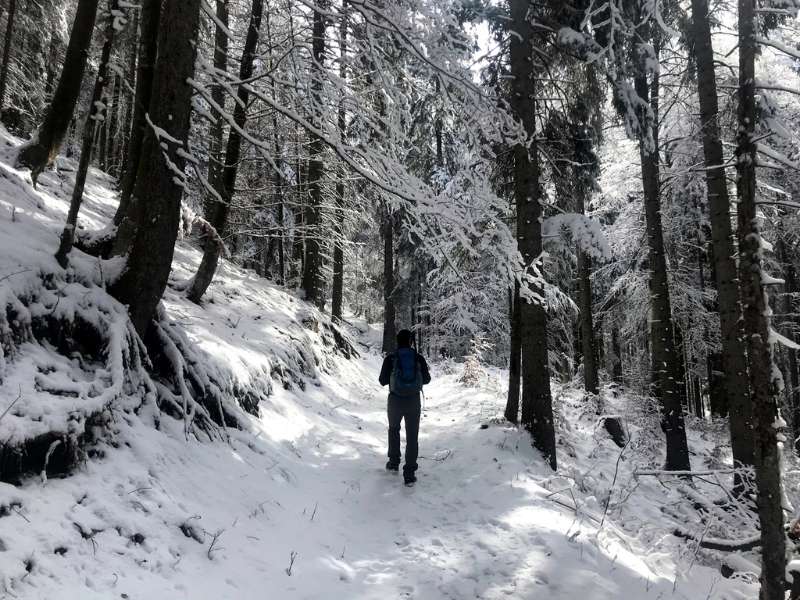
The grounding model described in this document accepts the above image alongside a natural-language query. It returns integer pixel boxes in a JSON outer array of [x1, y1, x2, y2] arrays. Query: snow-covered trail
[[1, 347, 723, 600], [247, 353, 696, 600]]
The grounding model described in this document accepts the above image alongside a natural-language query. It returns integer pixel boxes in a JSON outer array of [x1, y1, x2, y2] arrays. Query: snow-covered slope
[[0, 133, 756, 599]]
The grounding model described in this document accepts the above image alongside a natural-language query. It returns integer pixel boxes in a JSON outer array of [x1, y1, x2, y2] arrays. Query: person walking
[[379, 329, 431, 486]]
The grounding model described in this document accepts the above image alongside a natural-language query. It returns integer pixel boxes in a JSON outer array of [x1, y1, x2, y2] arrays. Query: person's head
[[396, 329, 414, 349]]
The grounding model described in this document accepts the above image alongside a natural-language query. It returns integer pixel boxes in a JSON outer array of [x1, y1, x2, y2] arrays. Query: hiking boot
[[386, 461, 399, 472], [404, 474, 417, 486]]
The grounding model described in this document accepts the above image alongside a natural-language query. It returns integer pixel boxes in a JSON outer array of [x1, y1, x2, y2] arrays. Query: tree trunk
[[331, 1, 348, 323], [301, 3, 328, 310], [106, 74, 120, 175], [55, 1, 119, 267], [777, 235, 800, 452], [505, 281, 522, 423], [611, 322, 623, 387], [634, 65, 691, 471], [736, 1, 786, 596], [187, 0, 262, 303], [576, 193, 599, 399], [44, 30, 60, 99], [381, 206, 396, 354], [16, 0, 100, 184], [109, 0, 201, 336], [264, 11, 285, 286], [509, 0, 556, 470], [0, 0, 17, 111], [120, 9, 138, 177], [113, 0, 159, 225], [690, 0, 754, 478], [97, 81, 108, 171], [203, 0, 228, 201]]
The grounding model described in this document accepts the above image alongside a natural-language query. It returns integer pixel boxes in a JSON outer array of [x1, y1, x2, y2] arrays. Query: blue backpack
[[389, 348, 423, 396]]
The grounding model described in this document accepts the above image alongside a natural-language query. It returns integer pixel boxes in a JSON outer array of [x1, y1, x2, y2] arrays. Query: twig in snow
[[310, 502, 318, 522], [600, 439, 630, 530], [687, 518, 713, 574], [419, 449, 452, 462], [0, 268, 31, 283], [0, 387, 23, 423], [285, 551, 298, 576], [704, 577, 718, 600], [207, 529, 225, 559], [13, 506, 30, 523]]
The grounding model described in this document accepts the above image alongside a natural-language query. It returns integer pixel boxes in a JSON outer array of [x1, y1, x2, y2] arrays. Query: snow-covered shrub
[[459, 337, 489, 386]]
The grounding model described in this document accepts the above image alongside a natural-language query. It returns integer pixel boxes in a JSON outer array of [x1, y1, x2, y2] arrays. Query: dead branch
[[285, 550, 298, 576], [0, 387, 22, 423], [207, 529, 225, 559], [673, 527, 761, 551]]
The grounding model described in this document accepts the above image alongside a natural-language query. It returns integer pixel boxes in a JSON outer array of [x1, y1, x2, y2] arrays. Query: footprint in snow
[[475, 540, 497, 557], [489, 517, 512, 531]]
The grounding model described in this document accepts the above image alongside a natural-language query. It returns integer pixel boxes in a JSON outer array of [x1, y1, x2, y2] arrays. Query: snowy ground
[[0, 351, 755, 600], [0, 131, 758, 599]]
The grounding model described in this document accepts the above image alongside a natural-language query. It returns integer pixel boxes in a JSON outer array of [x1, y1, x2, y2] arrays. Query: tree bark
[[690, 0, 754, 478], [113, 0, 159, 225], [634, 63, 691, 471], [187, 0, 263, 303], [777, 235, 800, 452], [16, 0, 100, 184], [509, 0, 556, 470], [120, 9, 138, 177], [109, 0, 201, 336], [55, 0, 119, 267], [736, 1, 786, 596], [331, 0, 348, 323], [264, 10, 285, 286], [575, 187, 599, 399], [611, 321, 623, 386], [106, 74, 120, 175], [204, 0, 228, 202], [381, 205, 396, 353], [301, 2, 328, 310], [0, 0, 17, 111], [505, 280, 522, 423], [97, 77, 109, 171]]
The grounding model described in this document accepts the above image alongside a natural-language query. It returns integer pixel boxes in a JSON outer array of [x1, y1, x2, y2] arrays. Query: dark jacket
[[379, 349, 431, 399]]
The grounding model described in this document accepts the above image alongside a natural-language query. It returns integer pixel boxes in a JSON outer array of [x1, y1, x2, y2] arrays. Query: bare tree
[[16, 0, 101, 184], [735, 0, 786, 595], [113, 0, 159, 225], [690, 0, 754, 487], [109, 0, 202, 335], [55, 0, 122, 267], [301, 1, 329, 310], [188, 0, 265, 303], [0, 0, 17, 111], [509, 0, 556, 470]]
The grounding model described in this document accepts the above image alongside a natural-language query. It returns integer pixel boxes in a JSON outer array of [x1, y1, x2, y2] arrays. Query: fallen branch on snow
[[673, 527, 762, 551]]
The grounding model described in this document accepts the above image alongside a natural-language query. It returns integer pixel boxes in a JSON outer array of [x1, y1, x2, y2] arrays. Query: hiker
[[379, 329, 431, 486]]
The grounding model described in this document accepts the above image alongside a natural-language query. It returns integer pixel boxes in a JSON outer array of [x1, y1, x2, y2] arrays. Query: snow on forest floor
[[0, 130, 757, 599]]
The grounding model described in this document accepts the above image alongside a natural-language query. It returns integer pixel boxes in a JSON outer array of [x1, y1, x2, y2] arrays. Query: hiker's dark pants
[[387, 394, 421, 476]]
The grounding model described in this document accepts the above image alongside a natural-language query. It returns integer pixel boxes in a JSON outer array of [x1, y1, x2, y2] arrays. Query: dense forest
[[0, 0, 799, 597]]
